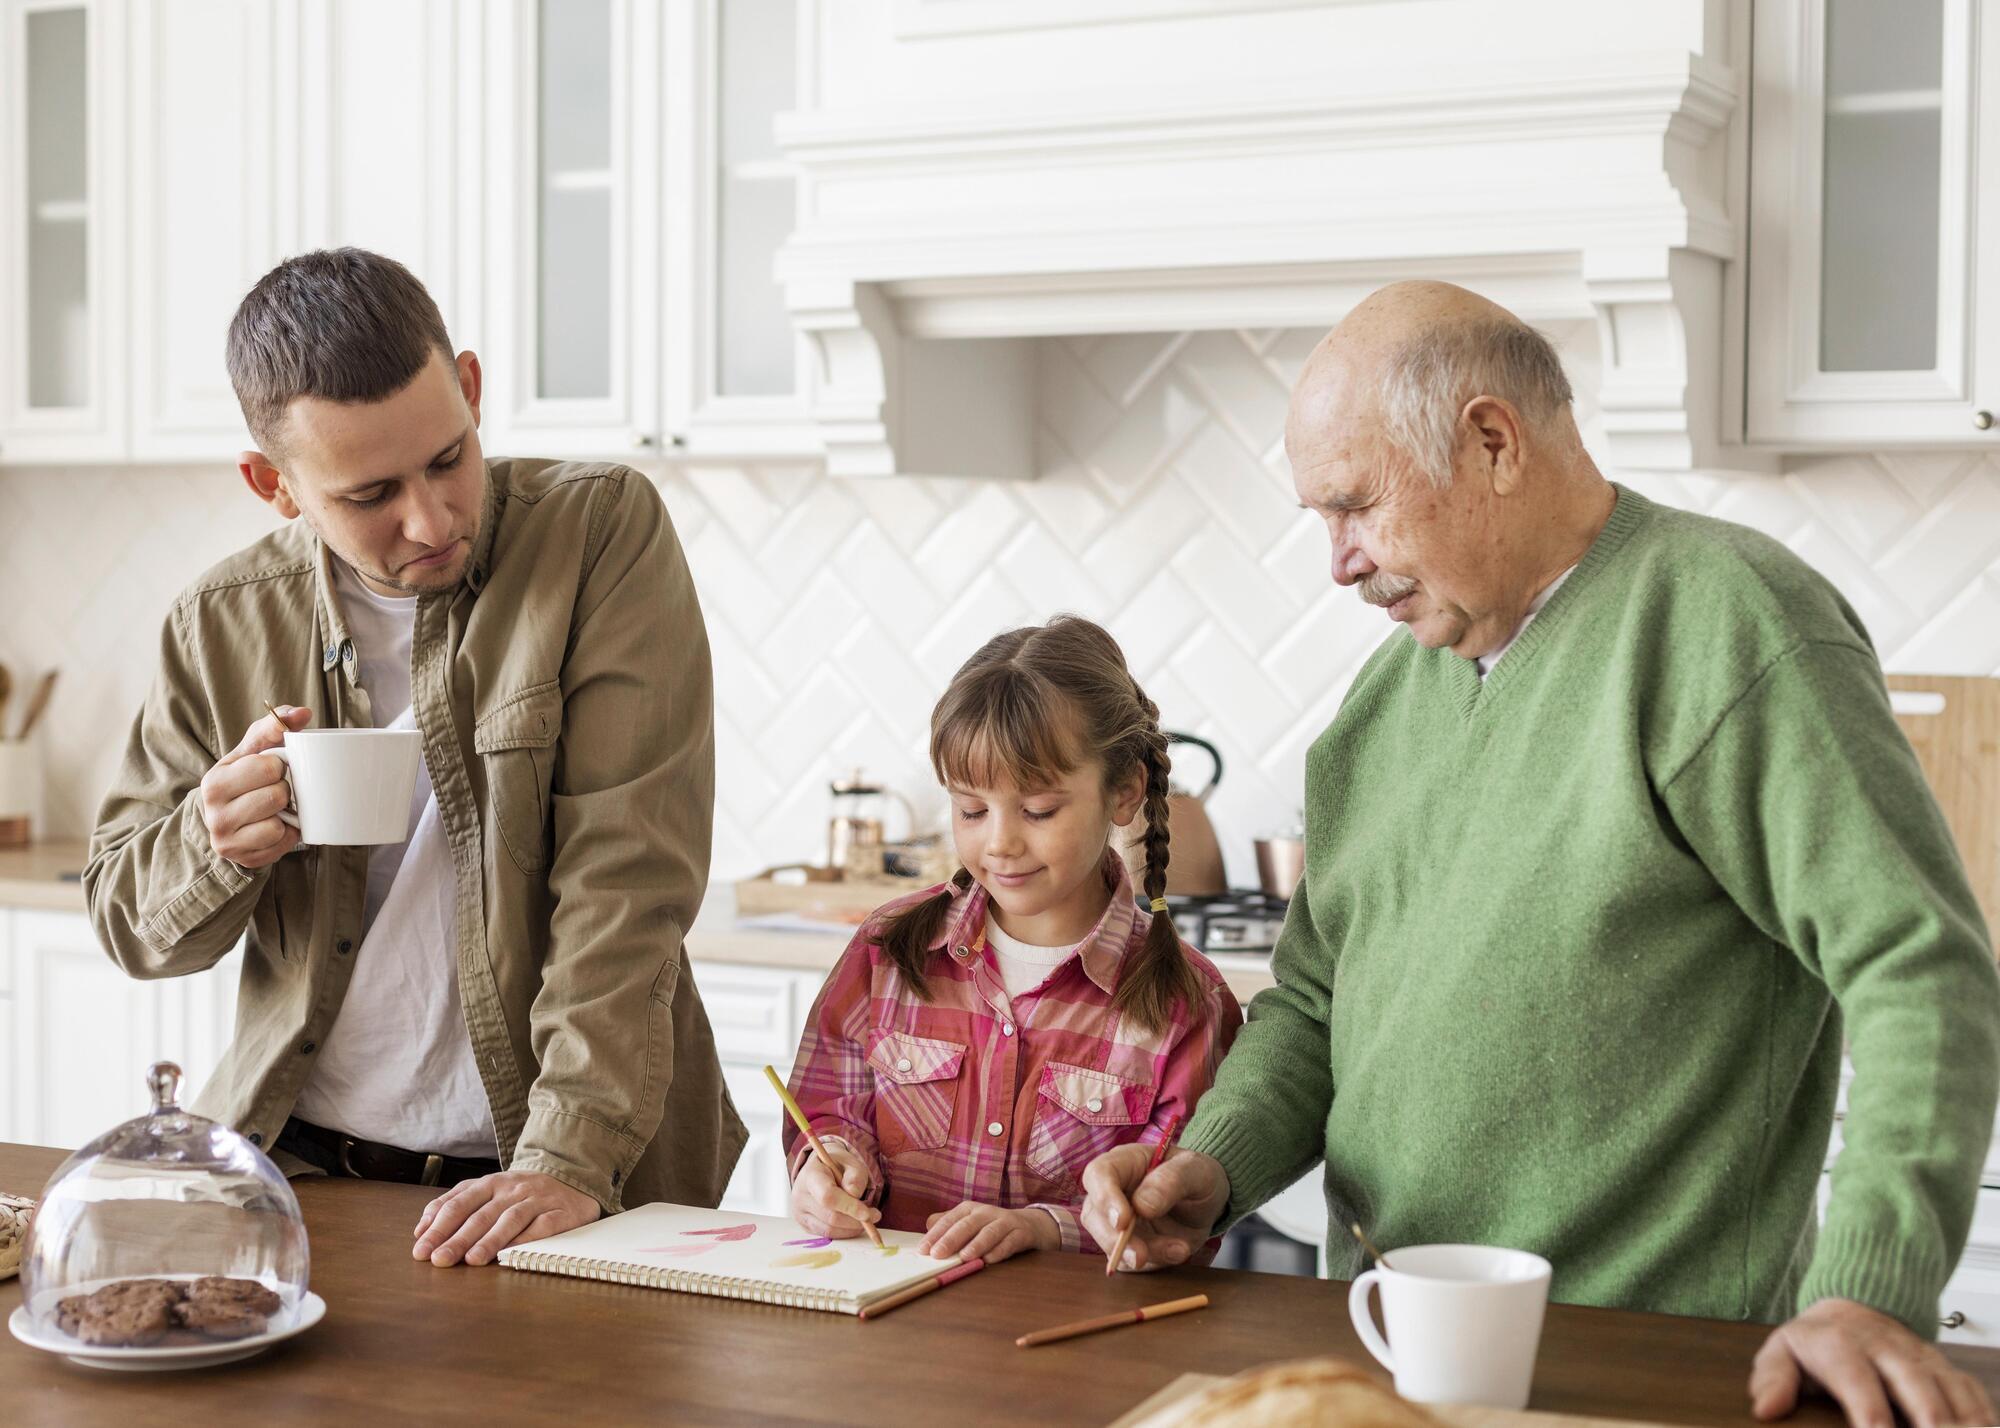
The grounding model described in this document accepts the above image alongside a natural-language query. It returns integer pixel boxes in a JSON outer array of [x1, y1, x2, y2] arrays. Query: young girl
[[783, 615, 1241, 1264]]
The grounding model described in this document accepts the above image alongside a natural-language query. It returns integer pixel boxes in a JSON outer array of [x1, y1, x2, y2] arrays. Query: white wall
[[5, 320, 1999, 890]]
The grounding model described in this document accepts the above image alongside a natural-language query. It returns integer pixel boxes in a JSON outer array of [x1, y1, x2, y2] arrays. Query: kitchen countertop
[[0, 841, 1279, 999], [1, 1140, 1961, 1427]]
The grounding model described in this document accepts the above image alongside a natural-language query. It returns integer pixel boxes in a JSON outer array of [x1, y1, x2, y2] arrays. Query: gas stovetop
[[1147, 889, 1290, 955]]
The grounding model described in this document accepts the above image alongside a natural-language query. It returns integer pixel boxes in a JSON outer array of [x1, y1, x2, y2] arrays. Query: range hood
[[775, 24, 1769, 480]]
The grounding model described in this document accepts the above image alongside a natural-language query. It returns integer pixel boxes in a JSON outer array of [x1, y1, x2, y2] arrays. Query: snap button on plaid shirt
[[784, 854, 1242, 1252]]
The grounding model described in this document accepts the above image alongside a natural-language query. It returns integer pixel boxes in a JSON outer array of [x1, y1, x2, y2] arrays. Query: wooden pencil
[[858, 1257, 985, 1320], [1015, 1293, 1209, 1348], [762, 1063, 887, 1250], [1106, 1114, 1181, 1275]]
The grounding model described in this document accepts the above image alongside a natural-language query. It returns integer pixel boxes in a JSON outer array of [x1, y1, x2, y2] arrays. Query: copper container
[[1253, 835, 1306, 901]]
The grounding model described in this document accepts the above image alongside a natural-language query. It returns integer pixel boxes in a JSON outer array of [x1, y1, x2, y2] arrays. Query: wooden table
[[5, 1144, 1996, 1426]]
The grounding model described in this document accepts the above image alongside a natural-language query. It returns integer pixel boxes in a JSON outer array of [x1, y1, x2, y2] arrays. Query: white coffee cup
[[269, 729, 422, 845], [1347, 1243, 1552, 1409]]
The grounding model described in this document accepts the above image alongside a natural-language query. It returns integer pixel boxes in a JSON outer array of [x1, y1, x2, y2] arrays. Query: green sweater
[[1183, 486, 2000, 1335]]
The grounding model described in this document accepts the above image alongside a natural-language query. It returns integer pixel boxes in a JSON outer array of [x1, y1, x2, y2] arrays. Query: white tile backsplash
[[7, 324, 2000, 890]]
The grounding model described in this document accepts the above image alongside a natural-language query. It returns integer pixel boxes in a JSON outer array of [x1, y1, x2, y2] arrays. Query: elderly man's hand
[[412, 1170, 601, 1267], [1080, 1145, 1231, 1271], [1749, 1297, 1993, 1427]]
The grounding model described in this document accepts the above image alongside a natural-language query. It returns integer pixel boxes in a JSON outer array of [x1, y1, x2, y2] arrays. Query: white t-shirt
[[289, 562, 499, 1158], [984, 913, 1083, 1000], [1476, 565, 1577, 679]]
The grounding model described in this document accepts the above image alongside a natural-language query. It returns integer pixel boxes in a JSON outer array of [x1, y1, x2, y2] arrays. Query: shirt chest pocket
[[473, 682, 563, 876], [1026, 1063, 1156, 1194], [867, 1030, 966, 1158]]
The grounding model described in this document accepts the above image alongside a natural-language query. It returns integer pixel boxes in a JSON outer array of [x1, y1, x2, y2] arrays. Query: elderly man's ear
[[1457, 395, 1528, 496]]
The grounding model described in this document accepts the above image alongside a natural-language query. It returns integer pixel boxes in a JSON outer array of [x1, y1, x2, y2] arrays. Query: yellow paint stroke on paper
[[771, 1249, 842, 1271], [877, 1246, 899, 1257]]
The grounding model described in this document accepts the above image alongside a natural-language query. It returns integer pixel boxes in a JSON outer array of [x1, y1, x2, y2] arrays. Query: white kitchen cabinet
[[690, 960, 829, 1217], [1746, 0, 2000, 446], [0, 907, 238, 1153], [0, 0, 126, 463], [125, 0, 305, 461], [0, 0, 812, 468], [474, 0, 663, 461], [661, 0, 817, 459]]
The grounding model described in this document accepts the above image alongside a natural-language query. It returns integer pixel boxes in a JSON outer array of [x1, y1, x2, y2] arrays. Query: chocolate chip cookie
[[57, 1279, 185, 1347], [174, 1277, 282, 1337]]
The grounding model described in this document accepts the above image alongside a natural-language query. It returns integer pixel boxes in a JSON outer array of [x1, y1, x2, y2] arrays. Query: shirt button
[[336, 938, 353, 956], [1002, 1024, 1014, 1037], [300, 1041, 317, 1055], [248, 1132, 263, 1146], [896, 1057, 913, 1073], [1086, 1097, 1104, 1114], [955, 946, 971, 959], [986, 1121, 1004, 1137]]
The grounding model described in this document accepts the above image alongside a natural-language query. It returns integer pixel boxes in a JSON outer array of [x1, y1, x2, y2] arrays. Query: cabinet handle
[[1942, 1310, 1967, 1330], [633, 433, 658, 449], [1975, 411, 1994, 431]]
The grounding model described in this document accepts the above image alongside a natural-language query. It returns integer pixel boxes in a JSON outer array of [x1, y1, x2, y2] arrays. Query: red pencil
[[1106, 1114, 1181, 1275], [858, 1257, 986, 1320]]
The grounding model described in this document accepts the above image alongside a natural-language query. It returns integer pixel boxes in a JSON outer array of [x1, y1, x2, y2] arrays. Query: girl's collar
[[932, 849, 1142, 996]]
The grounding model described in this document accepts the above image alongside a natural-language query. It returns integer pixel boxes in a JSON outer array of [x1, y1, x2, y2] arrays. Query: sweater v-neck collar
[[1446, 484, 1648, 718]]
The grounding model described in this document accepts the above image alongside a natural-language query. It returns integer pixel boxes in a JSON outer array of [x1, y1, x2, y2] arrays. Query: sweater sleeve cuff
[[1798, 1223, 1951, 1340], [1180, 1105, 1309, 1238]]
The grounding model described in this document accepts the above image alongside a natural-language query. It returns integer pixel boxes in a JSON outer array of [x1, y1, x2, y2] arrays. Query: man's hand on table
[[1750, 1297, 1995, 1427], [1079, 1144, 1231, 1271], [412, 1170, 600, 1267]]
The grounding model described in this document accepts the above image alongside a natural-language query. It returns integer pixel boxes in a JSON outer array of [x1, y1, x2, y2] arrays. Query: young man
[[88, 248, 745, 1267]]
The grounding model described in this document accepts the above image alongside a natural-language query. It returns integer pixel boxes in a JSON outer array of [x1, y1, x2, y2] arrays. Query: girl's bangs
[[932, 682, 1082, 793]]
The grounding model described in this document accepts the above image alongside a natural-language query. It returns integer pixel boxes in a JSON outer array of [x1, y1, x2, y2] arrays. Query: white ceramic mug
[[1347, 1243, 1552, 1408], [269, 729, 422, 845]]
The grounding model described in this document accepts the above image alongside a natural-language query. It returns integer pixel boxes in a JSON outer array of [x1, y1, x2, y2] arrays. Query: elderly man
[[1083, 282, 2000, 1427]]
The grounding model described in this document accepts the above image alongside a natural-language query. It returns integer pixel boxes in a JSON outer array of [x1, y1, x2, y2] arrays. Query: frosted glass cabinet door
[[662, 0, 816, 458], [1747, 0, 2000, 445], [0, 0, 125, 463], [480, 0, 662, 460]]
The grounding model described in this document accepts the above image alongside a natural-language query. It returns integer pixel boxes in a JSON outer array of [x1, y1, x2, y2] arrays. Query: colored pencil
[[762, 1063, 887, 1249], [1105, 1114, 1181, 1275], [1015, 1293, 1209, 1348], [858, 1257, 986, 1320]]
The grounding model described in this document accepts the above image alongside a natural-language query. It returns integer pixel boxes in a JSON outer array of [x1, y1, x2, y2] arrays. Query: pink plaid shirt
[[784, 853, 1241, 1253]]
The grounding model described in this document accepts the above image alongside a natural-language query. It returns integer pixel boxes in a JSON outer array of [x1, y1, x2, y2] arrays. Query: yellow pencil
[[763, 1063, 886, 1250]]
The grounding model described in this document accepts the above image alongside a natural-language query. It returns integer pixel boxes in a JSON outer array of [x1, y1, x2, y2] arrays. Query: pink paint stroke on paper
[[679, 1224, 757, 1243]]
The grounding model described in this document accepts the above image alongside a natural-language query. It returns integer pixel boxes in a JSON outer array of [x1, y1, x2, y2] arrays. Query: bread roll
[[0, 1193, 33, 1281], [1130, 1357, 1443, 1428]]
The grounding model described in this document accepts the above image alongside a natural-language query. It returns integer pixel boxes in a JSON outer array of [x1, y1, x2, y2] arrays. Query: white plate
[[8, 1291, 325, 1372]]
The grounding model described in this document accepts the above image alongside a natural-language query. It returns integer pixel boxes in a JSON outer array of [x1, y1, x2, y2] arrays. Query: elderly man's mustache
[[1360, 573, 1419, 607]]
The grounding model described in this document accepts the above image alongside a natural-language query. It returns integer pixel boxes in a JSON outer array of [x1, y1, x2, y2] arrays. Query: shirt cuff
[[1027, 1202, 1094, 1255], [514, 1105, 646, 1214], [787, 1132, 884, 1205]]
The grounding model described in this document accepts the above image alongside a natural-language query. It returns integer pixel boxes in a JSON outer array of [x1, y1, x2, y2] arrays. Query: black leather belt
[[279, 1117, 501, 1188]]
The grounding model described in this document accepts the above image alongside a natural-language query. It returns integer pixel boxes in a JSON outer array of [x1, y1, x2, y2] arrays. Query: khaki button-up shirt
[[86, 459, 746, 1212]]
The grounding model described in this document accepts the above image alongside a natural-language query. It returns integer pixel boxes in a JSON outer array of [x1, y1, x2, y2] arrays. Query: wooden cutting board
[[1106, 1373, 1677, 1428], [1888, 675, 2000, 943]]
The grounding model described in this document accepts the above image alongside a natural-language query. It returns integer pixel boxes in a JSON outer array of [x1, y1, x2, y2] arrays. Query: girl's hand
[[790, 1142, 880, 1239], [919, 1202, 1060, 1263]]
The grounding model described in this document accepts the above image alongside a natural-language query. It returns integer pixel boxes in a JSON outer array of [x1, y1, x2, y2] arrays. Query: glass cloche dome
[[20, 1061, 310, 1344]]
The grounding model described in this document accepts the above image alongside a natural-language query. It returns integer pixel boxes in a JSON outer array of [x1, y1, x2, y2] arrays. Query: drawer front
[[693, 962, 805, 1065], [1940, 1261, 2000, 1348], [719, 1061, 797, 1218]]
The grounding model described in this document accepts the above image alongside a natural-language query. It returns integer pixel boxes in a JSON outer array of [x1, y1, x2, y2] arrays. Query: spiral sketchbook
[[495, 1203, 962, 1315]]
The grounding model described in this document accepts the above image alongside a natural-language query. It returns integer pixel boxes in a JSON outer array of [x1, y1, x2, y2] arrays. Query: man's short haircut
[[226, 247, 453, 452], [1377, 318, 1575, 488]]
